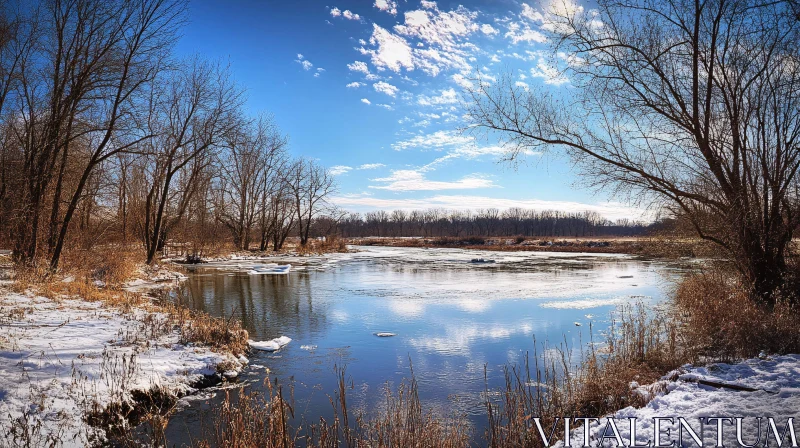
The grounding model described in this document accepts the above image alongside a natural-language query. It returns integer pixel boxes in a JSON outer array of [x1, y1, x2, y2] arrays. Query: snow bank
[[556, 355, 800, 447], [0, 291, 246, 446], [123, 264, 188, 292]]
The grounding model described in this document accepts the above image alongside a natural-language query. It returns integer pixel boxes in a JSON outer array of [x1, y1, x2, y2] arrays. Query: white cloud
[[355, 4, 489, 78], [346, 82, 364, 88], [374, 0, 397, 15], [480, 23, 499, 35], [420, 0, 437, 9], [451, 73, 473, 89], [359, 24, 415, 73], [376, 103, 394, 110], [373, 81, 399, 96], [393, 5, 480, 76], [330, 6, 361, 20], [392, 130, 472, 150], [358, 163, 385, 170], [331, 195, 647, 221], [343, 9, 361, 20], [370, 170, 497, 191], [417, 88, 459, 106], [530, 58, 569, 85], [361, 98, 371, 105], [422, 144, 539, 171], [515, 80, 529, 90], [330, 165, 353, 175], [520, 3, 545, 22], [296, 56, 313, 70], [347, 61, 370, 74], [504, 21, 547, 44]]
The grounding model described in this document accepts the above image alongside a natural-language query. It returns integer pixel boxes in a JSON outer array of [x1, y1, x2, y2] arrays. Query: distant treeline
[[321, 208, 653, 238]]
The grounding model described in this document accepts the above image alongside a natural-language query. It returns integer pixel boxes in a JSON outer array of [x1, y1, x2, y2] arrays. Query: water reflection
[[164, 246, 684, 445]]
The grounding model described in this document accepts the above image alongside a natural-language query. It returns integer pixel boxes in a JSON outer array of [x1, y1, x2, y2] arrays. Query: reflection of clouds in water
[[387, 299, 425, 317], [408, 321, 536, 356], [386, 297, 492, 317], [456, 298, 491, 313], [539, 296, 646, 309], [329, 309, 349, 323]]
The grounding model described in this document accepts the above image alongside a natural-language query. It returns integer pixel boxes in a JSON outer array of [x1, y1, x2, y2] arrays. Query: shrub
[[673, 268, 800, 360]]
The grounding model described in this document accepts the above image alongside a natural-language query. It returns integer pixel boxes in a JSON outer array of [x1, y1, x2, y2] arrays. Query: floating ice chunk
[[375, 332, 396, 337], [249, 336, 292, 351], [300, 345, 317, 350]]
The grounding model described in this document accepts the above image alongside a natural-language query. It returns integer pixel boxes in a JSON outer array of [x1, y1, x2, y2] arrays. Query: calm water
[[163, 246, 684, 444]]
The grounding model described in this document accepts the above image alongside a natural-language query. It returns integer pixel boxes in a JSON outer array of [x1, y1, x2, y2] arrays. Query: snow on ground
[[0, 291, 247, 446], [556, 355, 800, 447], [123, 264, 188, 292]]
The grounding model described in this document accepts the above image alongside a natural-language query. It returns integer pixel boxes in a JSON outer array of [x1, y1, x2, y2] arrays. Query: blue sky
[[174, 0, 643, 221]]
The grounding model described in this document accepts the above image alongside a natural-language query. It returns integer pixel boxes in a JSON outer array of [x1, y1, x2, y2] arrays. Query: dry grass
[[295, 237, 350, 256], [195, 367, 471, 448], [485, 304, 686, 448], [673, 267, 800, 361]]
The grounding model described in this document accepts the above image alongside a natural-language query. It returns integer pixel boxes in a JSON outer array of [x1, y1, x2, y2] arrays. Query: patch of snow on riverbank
[[0, 291, 246, 446], [555, 355, 800, 447]]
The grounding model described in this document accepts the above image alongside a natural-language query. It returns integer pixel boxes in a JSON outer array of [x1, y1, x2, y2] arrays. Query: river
[[162, 246, 684, 445]]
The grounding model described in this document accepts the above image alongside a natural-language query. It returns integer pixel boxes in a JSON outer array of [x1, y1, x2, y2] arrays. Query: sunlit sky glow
[[174, 0, 648, 221]]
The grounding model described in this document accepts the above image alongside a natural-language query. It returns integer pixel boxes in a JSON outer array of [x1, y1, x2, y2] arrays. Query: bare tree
[[465, 0, 800, 304], [216, 114, 287, 250], [285, 158, 336, 246], [141, 58, 241, 264]]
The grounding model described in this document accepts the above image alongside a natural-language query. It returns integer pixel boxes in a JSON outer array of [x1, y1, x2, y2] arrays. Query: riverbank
[[557, 354, 800, 447], [347, 236, 714, 258], [0, 261, 249, 446]]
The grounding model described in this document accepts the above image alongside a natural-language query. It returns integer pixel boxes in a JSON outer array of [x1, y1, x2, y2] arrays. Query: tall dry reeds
[[674, 267, 800, 360], [195, 367, 470, 448], [485, 304, 686, 448]]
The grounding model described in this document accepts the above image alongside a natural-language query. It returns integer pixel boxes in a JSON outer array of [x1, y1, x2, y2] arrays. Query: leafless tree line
[[0, 0, 336, 268], [326, 208, 649, 238]]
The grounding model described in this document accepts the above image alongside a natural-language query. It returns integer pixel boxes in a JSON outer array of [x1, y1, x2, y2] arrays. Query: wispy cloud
[[392, 130, 472, 151], [373, 81, 399, 96], [358, 163, 386, 170], [295, 53, 313, 70], [332, 194, 647, 221], [370, 170, 497, 191], [330, 165, 353, 175]]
